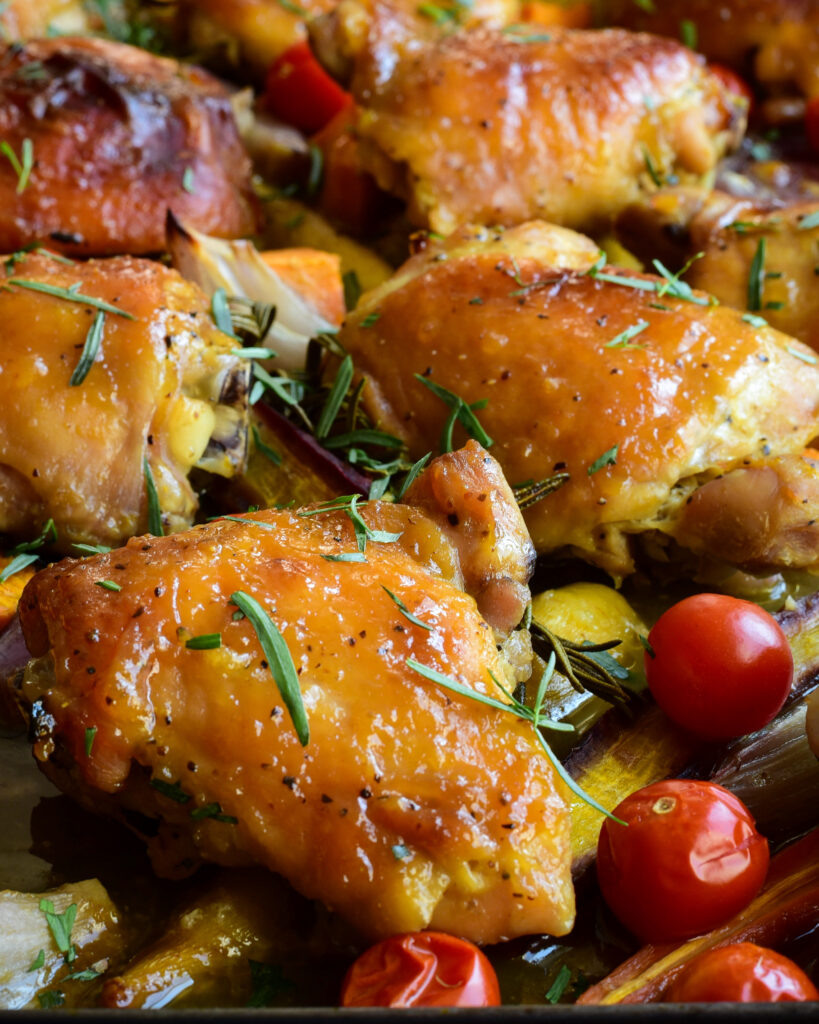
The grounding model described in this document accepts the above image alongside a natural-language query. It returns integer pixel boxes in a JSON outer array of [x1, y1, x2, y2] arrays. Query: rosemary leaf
[[7, 278, 136, 319], [230, 591, 309, 746], [382, 586, 433, 630], [396, 453, 431, 500], [748, 237, 766, 312], [143, 458, 163, 537], [69, 311, 105, 386], [315, 355, 353, 439]]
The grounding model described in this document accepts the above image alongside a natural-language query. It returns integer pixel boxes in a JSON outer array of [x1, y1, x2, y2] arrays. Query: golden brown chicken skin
[[335, 21, 744, 234], [617, 188, 819, 353], [17, 446, 573, 945], [0, 37, 258, 256], [0, 251, 249, 553], [597, 0, 819, 102], [340, 221, 819, 579]]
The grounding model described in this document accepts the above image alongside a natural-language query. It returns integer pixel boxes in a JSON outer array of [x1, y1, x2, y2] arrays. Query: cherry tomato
[[645, 594, 793, 741], [709, 63, 754, 113], [264, 42, 351, 136], [807, 96, 819, 155], [340, 931, 501, 1007], [667, 943, 819, 1002], [596, 780, 769, 944]]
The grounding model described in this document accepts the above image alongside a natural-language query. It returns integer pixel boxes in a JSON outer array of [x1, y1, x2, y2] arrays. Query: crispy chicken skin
[[340, 221, 819, 578], [17, 447, 573, 945], [617, 188, 819, 353], [597, 0, 819, 100], [0, 37, 259, 256], [330, 19, 744, 234], [0, 252, 249, 552]]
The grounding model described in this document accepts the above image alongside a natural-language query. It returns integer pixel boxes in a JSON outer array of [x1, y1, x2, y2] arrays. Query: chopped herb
[[642, 147, 663, 187], [143, 458, 164, 537], [185, 633, 222, 650], [150, 778, 191, 803], [750, 140, 773, 162], [342, 270, 361, 311], [368, 476, 391, 499], [323, 429, 404, 451], [39, 899, 77, 964], [69, 310, 105, 386], [588, 445, 618, 475], [546, 964, 573, 1004], [798, 211, 819, 231], [28, 949, 45, 972], [417, 1, 458, 23], [787, 345, 818, 365], [679, 18, 697, 49], [276, 0, 307, 13], [359, 312, 381, 328], [748, 237, 766, 311], [382, 586, 433, 630], [1, 137, 34, 194], [502, 24, 552, 42], [396, 453, 431, 500], [37, 991, 65, 1009], [12, 518, 57, 555], [73, 542, 112, 556], [251, 424, 282, 466], [315, 355, 353, 439], [191, 801, 238, 824], [638, 633, 655, 658], [95, 580, 121, 592], [322, 552, 367, 563], [632, 0, 656, 11], [64, 967, 103, 981], [415, 374, 493, 452], [6, 278, 137, 319], [84, 726, 97, 757], [211, 287, 239, 338], [285, 213, 305, 230], [605, 320, 649, 349], [230, 591, 309, 746], [0, 553, 38, 582], [392, 844, 411, 859], [652, 255, 708, 305], [306, 144, 323, 197], [468, 296, 484, 305], [742, 313, 768, 328], [182, 167, 195, 194], [765, 300, 785, 310], [728, 220, 767, 234], [247, 961, 295, 1007], [218, 514, 277, 530]]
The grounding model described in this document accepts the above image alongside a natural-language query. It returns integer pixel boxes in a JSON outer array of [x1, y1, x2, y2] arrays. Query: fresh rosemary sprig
[[529, 619, 631, 707], [513, 472, 569, 510]]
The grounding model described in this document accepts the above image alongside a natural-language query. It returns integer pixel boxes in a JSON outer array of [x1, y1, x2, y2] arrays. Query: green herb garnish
[[37, 991, 65, 1008], [315, 355, 353, 439], [39, 899, 77, 964], [605, 320, 650, 349], [28, 949, 45, 972], [230, 590, 309, 746], [306, 144, 324, 197], [392, 844, 411, 859], [343, 270, 361, 311], [185, 633, 222, 650], [143, 458, 163, 537], [190, 801, 238, 824], [150, 778, 192, 803], [0, 552, 38, 582], [182, 167, 195, 194], [211, 287, 239, 338], [251, 424, 282, 466], [788, 345, 818, 365], [742, 313, 768, 328], [6, 278, 137, 319], [95, 580, 121, 592], [679, 18, 697, 49], [69, 311, 105, 386], [588, 444, 618, 475], [382, 586, 433, 631], [415, 374, 493, 452], [359, 312, 381, 328], [321, 552, 367, 563], [396, 453, 431, 500], [84, 726, 97, 757], [748, 237, 766, 311], [1, 138, 34, 193], [797, 211, 819, 231], [546, 964, 573, 1004]]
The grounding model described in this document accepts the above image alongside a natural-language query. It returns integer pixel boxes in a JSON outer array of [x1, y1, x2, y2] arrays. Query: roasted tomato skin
[[645, 594, 793, 740], [596, 780, 769, 944], [666, 943, 819, 1002], [340, 931, 501, 1007], [264, 42, 351, 135]]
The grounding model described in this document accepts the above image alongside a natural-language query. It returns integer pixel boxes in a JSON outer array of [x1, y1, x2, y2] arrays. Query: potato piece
[[0, 879, 125, 1009]]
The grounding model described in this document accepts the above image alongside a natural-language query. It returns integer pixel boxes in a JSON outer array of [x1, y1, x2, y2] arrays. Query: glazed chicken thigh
[[0, 251, 249, 553], [0, 37, 258, 255], [320, 14, 745, 234], [16, 444, 573, 946], [340, 221, 819, 579]]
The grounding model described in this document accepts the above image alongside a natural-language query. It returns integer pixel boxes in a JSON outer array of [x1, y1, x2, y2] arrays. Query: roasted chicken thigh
[[321, 16, 745, 234], [16, 445, 573, 945], [340, 221, 819, 579], [0, 251, 249, 553], [0, 37, 258, 256]]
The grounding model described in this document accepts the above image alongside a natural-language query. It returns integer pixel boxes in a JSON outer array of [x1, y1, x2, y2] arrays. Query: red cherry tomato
[[340, 931, 501, 1008], [709, 63, 754, 113], [645, 594, 793, 741], [265, 42, 351, 135], [807, 96, 819, 155], [596, 779, 769, 944], [667, 943, 819, 1002]]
